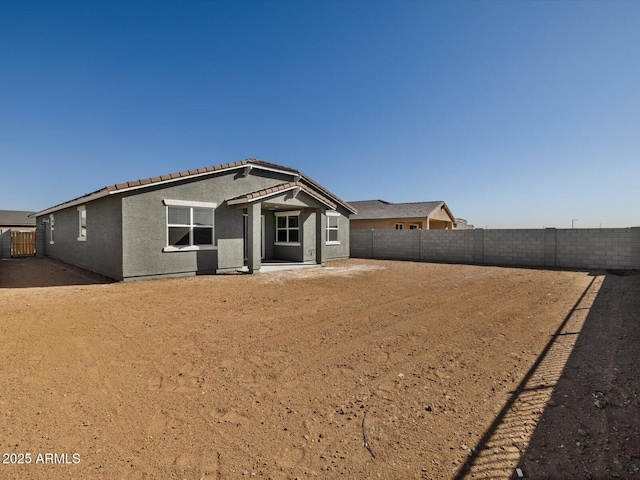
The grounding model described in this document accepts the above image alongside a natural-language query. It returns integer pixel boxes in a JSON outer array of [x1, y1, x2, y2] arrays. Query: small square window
[[326, 213, 340, 244], [168, 206, 190, 225], [193, 208, 213, 226], [169, 227, 191, 246], [193, 227, 213, 245], [165, 201, 216, 250], [275, 212, 300, 245]]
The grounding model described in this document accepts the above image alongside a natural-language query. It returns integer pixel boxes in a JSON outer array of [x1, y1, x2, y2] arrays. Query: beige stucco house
[[348, 200, 456, 230]]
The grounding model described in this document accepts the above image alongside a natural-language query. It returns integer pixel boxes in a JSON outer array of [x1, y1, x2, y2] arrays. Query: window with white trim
[[164, 200, 217, 251], [275, 211, 300, 245], [78, 205, 87, 241], [326, 212, 340, 245], [49, 214, 55, 244], [409, 223, 420, 230], [394, 223, 404, 230]]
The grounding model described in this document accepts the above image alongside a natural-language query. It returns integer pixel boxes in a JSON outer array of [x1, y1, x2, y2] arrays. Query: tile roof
[[226, 182, 337, 209], [34, 159, 356, 216], [348, 200, 448, 220], [227, 182, 299, 202], [0, 210, 36, 227], [104, 160, 297, 192]]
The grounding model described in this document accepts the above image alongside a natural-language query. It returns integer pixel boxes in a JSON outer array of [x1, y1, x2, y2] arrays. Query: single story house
[[0, 209, 36, 233], [0, 210, 36, 258], [348, 200, 456, 230], [33, 159, 356, 281], [453, 218, 474, 230]]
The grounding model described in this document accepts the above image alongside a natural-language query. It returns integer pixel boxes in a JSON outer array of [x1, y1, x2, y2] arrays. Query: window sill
[[326, 241, 341, 246], [163, 245, 217, 252], [77, 237, 87, 242], [274, 242, 301, 247]]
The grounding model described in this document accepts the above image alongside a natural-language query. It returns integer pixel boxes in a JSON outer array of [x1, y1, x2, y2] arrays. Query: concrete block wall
[[0, 230, 10, 258], [372, 230, 419, 260], [351, 230, 476, 263], [555, 228, 640, 270], [483, 229, 545, 267], [350, 230, 373, 258], [420, 230, 475, 263], [351, 227, 640, 270]]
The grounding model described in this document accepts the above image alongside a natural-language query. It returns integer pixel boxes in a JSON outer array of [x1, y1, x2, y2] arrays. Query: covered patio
[[227, 182, 340, 273]]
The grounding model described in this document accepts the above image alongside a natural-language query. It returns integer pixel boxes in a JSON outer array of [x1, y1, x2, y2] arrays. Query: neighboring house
[[453, 217, 474, 230], [348, 200, 455, 230], [33, 159, 356, 281], [0, 210, 36, 258], [0, 209, 36, 233]]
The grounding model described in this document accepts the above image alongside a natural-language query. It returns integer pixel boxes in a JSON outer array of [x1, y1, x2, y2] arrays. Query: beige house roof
[[0, 210, 36, 227], [348, 200, 455, 222]]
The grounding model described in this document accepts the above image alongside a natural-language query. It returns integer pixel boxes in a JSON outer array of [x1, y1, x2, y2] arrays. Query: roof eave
[[228, 183, 338, 210], [432, 202, 455, 222], [31, 161, 294, 217], [298, 177, 357, 214], [32, 188, 112, 218], [32, 159, 356, 216]]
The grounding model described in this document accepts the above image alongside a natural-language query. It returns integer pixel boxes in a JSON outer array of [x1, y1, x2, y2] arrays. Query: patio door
[[243, 214, 265, 261]]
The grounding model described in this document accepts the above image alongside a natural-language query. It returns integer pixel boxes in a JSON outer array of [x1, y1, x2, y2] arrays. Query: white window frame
[[326, 211, 340, 245], [49, 214, 55, 244], [409, 223, 420, 230], [274, 210, 301, 246], [163, 199, 217, 252], [77, 205, 87, 241], [394, 223, 404, 230]]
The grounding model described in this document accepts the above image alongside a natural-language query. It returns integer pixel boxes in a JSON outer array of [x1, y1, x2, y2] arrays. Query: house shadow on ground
[[454, 270, 640, 480], [0, 257, 114, 288]]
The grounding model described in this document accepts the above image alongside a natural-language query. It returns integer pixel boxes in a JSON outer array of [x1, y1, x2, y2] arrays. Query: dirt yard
[[0, 258, 637, 479]]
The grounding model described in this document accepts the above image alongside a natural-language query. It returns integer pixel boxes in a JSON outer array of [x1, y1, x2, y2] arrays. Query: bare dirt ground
[[0, 257, 637, 479]]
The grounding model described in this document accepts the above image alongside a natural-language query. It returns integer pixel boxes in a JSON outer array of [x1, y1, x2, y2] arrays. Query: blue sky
[[1, 0, 638, 228]]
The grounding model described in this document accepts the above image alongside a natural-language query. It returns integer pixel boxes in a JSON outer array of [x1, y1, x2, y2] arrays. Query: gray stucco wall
[[303, 210, 317, 262], [36, 195, 123, 279], [0, 230, 11, 258], [34, 167, 352, 281], [268, 198, 350, 263], [325, 205, 351, 261], [35, 225, 45, 258], [266, 191, 325, 263], [120, 168, 337, 279]]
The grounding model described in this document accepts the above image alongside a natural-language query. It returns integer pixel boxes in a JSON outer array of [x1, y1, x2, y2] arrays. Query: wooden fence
[[11, 231, 36, 257]]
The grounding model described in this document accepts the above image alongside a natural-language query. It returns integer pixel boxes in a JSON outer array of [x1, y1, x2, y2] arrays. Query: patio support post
[[248, 202, 262, 273], [316, 207, 326, 266]]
